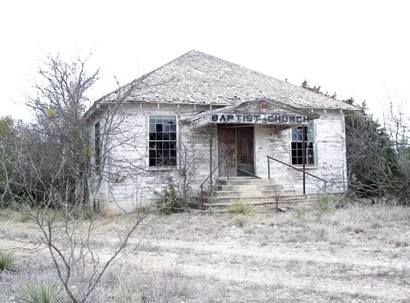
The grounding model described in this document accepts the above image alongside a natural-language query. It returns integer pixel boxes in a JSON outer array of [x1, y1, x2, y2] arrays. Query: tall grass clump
[[226, 199, 253, 215], [19, 281, 61, 303], [319, 193, 332, 213], [16, 206, 32, 223], [0, 250, 14, 271]]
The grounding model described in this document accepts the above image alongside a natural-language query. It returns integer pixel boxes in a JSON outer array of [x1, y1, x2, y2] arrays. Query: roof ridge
[[183, 51, 358, 108], [88, 50, 359, 113]]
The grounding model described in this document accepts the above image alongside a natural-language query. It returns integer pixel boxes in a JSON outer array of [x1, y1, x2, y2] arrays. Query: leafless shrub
[[0, 54, 158, 302]]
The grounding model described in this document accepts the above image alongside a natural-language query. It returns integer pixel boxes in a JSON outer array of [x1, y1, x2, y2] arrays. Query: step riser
[[207, 197, 318, 204], [208, 177, 319, 209], [212, 191, 299, 198], [214, 185, 287, 191], [206, 201, 317, 208], [216, 180, 276, 186], [209, 205, 315, 211]]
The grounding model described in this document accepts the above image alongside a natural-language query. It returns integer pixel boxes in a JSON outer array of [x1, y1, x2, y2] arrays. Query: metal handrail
[[199, 155, 229, 209], [267, 155, 327, 193], [237, 168, 261, 179]]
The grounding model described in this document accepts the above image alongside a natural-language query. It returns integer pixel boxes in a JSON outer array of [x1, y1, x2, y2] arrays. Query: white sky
[[1, 0, 409, 122]]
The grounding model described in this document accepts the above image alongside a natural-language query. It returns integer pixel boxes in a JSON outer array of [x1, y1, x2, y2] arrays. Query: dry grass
[[111, 267, 220, 303], [1, 203, 410, 302]]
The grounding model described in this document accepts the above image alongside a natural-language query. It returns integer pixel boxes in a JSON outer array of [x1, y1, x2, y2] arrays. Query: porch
[[183, 99, 328, 209]]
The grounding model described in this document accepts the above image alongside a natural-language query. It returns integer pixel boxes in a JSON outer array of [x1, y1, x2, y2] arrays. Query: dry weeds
[[0, 203, 409, 302]]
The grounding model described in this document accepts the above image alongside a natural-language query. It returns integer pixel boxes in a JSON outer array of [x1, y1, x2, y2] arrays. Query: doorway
[[218, 125, 254, 177]]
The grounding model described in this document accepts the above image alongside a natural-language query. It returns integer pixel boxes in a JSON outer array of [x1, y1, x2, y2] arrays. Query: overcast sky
[[1, 0, 409, 121]]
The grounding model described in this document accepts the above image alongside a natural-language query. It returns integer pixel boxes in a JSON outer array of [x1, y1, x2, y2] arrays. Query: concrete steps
[[206, 176, 319, 209]]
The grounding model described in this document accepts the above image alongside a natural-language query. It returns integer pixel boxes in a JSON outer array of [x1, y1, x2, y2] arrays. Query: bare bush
[[0, 55, 155, 302]]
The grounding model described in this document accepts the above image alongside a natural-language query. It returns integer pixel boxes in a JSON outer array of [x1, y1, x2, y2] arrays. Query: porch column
[[209, 125, 213, 194], [302, 125, 306, 195]]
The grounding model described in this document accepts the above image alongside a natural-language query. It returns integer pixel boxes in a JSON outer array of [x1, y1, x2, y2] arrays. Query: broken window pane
[[291, 122, 315, 165], [148, 116, 177, 167]]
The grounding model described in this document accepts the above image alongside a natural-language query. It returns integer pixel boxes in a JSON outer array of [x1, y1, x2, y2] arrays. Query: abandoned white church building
[[85, 50, 359, 212]]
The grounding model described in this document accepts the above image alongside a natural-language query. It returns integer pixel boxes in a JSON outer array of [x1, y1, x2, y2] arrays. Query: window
[[291, 122, 315, 165], [149, 116, 177, 167], [94, 122, 101, 173]]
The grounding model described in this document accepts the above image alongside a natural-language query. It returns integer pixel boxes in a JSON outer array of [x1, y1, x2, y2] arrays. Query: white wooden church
[[84, 50, 358, 212]]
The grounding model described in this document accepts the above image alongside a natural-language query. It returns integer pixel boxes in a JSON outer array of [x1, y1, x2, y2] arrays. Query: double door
[[218, 126, 254, 177]]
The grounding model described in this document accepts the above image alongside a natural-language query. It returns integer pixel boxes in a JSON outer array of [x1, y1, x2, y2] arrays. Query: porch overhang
[[182, 98, 320, 128]]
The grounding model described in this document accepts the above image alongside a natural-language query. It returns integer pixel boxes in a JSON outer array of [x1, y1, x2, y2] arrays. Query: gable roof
[[96, 50, 358, 111]]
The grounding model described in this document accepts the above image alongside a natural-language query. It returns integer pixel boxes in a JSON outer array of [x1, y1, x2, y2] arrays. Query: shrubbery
[[225, 199, 253, 215], [0, 250, 14, 272], [345, 111, 410, 204], [19, 281, 62, 303], [155, 185, 187, 215]]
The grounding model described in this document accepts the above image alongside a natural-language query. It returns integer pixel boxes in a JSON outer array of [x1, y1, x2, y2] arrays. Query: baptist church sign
[[210, 113, 310, 124], [186, 99, 317, 128]]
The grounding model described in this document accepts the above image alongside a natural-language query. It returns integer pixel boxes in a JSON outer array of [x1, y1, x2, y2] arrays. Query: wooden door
[[218, 127, 236, 177], [237, 127, 255, 175], [218, 126, 254, 177]]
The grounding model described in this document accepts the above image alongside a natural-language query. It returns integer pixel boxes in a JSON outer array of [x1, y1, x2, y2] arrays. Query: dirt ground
[[1, 203, 410, 302]]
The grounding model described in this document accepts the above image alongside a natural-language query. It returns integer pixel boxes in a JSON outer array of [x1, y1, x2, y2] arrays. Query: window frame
[[147, 114, 178, 169], [94, 121, 101, 174], [290, 121, 317, 167]]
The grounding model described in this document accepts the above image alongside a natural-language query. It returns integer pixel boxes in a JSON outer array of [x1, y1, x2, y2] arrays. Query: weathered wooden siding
[[92, 105, 347, 212], [96, 103, 216, 212], [254, 110, 347, 194]]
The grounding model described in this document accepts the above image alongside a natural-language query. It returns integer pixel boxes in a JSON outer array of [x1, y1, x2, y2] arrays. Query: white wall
[[254, 110, 347, 194], [93, 103, 215, 212], [91, 105, 348, 212]]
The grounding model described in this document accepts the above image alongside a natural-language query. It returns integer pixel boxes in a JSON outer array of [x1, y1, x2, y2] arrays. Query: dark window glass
[[149, 116, 177, 167], [291, 122, 315, 165], [94, 122, 101, 174]]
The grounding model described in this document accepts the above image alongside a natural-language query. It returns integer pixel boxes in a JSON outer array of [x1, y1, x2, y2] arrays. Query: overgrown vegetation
[[345, 111, 409, 204], [19, 281, 62, 303], [155, 185, 186, 215], [225, 199, 253, 215], [302, 80, 410, 205], [0, 55, 151, 303], [319, 193, 332, 213], [2, 205, 410, 302], [0, 250, 14, 272]]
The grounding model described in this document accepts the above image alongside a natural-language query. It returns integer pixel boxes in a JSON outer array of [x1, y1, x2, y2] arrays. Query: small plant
[[19, 281, 62, 303], [319, 193, 332, 213], [295, 208, 305, 219], [0, 250, 14, 271], [132, 205, 152, 215], [155, 185, 185, 215], [16, 207, 32, 223], [234, 216, 248, 228], [226, 199, 253, 215], [71, 203, 100, 220], [334, 195, 354, 208]]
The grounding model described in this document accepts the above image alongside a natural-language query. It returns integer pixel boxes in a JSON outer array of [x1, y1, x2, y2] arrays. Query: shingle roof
[[97, 50, 358, 110]]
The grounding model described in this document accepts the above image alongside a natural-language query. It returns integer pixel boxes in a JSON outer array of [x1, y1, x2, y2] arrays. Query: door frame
[[217, 125, 255, 177]]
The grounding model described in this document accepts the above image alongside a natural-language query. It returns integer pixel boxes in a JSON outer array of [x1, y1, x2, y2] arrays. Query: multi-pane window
[[94, 122, 101, 173], [291, 122, 315, 165], [149, 116, 177, 167]]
